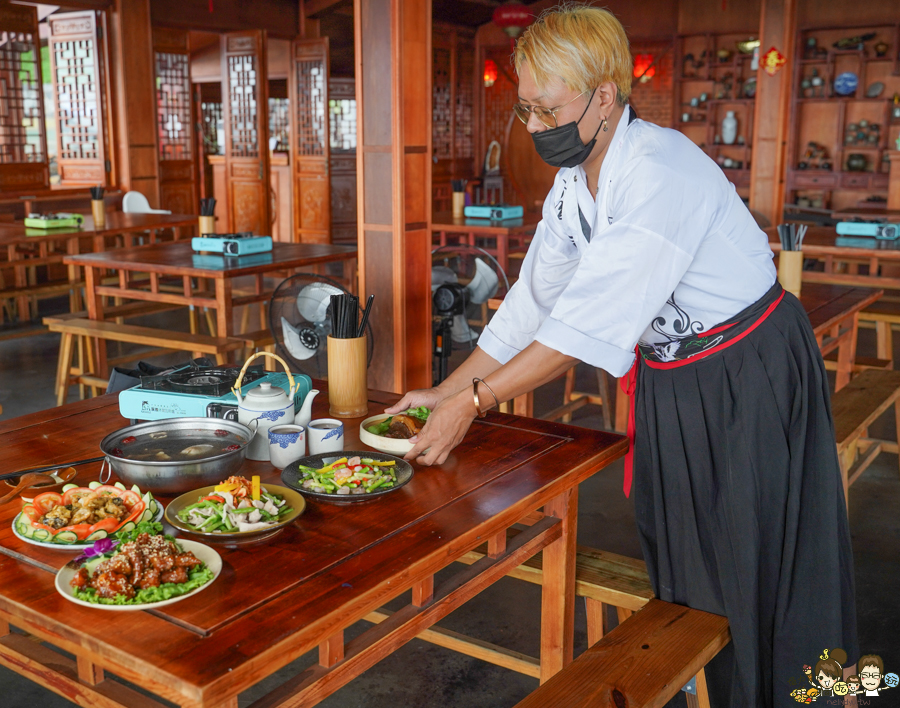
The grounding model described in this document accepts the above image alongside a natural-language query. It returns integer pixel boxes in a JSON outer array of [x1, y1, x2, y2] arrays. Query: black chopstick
[[358, 294, 374, 337], [90, 185, 104, 200], [0, 456, 105, 482]]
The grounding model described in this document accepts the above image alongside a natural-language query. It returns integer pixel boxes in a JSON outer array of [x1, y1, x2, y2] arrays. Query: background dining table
[[431, 211, 540, 274], [490, 281, 882, 428], [0, 385, 627, 708], [63, 240, 358, 376], [0, 212, 198, 326]]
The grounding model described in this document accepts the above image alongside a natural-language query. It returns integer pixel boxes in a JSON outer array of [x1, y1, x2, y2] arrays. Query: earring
[[601, 117, 609, 132]]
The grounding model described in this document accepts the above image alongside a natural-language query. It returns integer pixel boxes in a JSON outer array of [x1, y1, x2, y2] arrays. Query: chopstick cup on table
[[777, 222, 804, 298], [328, 293, 371, 417]]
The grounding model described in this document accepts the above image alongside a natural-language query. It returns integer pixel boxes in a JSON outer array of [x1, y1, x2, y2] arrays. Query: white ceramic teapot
[[231, 352, 309, 461]]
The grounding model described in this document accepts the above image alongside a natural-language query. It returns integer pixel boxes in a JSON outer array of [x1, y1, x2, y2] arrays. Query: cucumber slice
[[62, 483, 78, 492], [88, 481, 101, 490], [32, 528, 52, 542], [131, 485, 141, 493], [140, 508, 153, 522], [16, 518, 35, 538], [52, 530, 79, 544], [85, 529, 108, 542], [114, 482, 126, 490], [149, 499, 158, 515], [117, 521, 136, 535]]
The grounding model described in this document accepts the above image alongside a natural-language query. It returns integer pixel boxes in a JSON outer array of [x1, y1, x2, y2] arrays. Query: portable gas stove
[[118, 363, 313, 421]]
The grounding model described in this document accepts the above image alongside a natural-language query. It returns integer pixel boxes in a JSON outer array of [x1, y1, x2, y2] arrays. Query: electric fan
[[431, 245, 509, 383], [268, 273, 374, 380]]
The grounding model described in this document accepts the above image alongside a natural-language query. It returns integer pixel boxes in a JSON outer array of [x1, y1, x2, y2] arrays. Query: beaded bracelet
[[472, 377, 500, 418]]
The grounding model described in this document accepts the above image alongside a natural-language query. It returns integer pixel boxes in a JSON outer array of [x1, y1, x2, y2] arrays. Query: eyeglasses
[[860, 672, 881, 680], [512, 91, 588, 129]]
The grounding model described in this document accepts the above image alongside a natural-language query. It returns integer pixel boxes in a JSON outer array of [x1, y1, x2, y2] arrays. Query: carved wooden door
[[221, 31, 270, 234], [47, 10, 109, 186], [153, 28, 197, 215], [289, 38, 330, 243], [0, 3, 49, 192]]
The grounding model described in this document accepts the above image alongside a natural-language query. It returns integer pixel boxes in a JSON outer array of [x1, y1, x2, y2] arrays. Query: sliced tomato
[[20, 504, 42, 523], [87, 517, 122, 535], [121, 500, 146, 525], [62, 524, 94, 541], [32, 492, 64, 514], [61, 486, 93, 506]]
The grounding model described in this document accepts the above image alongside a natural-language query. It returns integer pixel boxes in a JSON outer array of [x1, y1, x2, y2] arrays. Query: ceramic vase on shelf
[[721, 111, 738, 145]]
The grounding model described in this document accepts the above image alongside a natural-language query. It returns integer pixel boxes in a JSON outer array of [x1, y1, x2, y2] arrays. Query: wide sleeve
[[534, 156, 716, 377], [478, 171, 581, 364]]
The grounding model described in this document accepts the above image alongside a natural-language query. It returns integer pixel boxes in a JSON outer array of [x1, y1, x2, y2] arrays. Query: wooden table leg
[[834, 316, 858, 392], [495, 233, 508, 274], [215, 279, 233, 363], [76, 656, 104, 685], [319, 631, 344, 668], [84, 265, 109, 377], [540, 487, 577, 683], [615, 378, 629, 434]]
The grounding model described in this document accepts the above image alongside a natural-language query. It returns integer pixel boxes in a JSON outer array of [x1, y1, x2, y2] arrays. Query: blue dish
[[833, 72, 858, 96]]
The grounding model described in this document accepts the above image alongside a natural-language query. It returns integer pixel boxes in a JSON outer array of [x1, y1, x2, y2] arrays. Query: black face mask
[[531, 89, 603, 168]]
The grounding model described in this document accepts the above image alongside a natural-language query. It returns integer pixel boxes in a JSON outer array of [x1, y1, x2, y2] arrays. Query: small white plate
[[359, 414, 415, 455], [55, 539, 221, 611]]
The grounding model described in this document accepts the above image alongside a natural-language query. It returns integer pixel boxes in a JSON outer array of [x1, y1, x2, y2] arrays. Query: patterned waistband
[[638, 282, 785, 366]]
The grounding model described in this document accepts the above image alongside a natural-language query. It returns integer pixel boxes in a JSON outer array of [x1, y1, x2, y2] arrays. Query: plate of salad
[[164, 475, 305, 543], [12, 481, 163, 550], [56, 532, 220, 611], [281, 451, 413, 503], [359, 406, 431, 455]]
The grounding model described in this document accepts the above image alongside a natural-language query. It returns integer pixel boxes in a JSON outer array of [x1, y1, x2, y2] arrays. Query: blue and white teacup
[[268, 424, 306, 469], [307, 418, 344, 455]]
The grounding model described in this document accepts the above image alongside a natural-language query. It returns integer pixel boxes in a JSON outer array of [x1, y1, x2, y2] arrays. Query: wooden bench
[[512, 599, 730, 708], [858, 299, 900, 361], [831, 368, 900, 508], [458, 524, 654, 646], [45, 318, 246, 406]]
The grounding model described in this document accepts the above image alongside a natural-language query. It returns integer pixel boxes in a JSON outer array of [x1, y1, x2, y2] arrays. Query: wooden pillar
[[354, 0, 432, 392], [108, 0, 160, 206], [888, 151, 900, 210], [749, 0, 796, 225]]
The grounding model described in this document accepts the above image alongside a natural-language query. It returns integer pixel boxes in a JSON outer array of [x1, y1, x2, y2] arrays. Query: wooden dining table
[[765, 224, 900, 290], [431, 211, 541, 273], [0, 387, 627, 708], [63, 240, 358, 375], [0, 212, 198, 325]]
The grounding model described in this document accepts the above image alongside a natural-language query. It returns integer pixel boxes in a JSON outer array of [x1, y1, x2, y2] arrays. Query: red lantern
[[483, 59, 498, 88], [633, 53, 656, 82], [492, 0, 532, 39]]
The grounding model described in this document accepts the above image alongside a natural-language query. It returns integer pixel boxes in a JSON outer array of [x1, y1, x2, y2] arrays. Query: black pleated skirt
[[632, 288, 858, 707]]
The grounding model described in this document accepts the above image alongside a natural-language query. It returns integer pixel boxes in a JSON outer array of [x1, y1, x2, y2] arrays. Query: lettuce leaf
[[72, 565, 215, 605]]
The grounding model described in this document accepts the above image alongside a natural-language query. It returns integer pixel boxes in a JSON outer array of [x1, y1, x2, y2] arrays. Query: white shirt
[[479, 106, 777, 377]]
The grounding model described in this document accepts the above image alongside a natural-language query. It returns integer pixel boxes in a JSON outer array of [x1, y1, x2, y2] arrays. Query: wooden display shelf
[[786, 23, 900, 212]]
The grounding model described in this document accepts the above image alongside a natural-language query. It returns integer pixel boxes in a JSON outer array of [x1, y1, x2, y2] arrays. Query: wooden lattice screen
[[269, 97, 289, 151], [0, 3, 48, 191], [48, 10, 107, 185], [290, 38, 330, 243], [433, 46, 452, 160], [201, 101, 223, 156], [227, 52, 260, 158], [329, 78, 356, 152], [156, 52, 192, 161]]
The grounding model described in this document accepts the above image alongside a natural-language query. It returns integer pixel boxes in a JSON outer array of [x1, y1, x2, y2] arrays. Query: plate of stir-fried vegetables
[[281, 452, 413, 503], [165, 475, 306, 543]]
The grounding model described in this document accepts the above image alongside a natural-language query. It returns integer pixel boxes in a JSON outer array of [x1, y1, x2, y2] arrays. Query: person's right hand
[[384, 387, 446, 415]]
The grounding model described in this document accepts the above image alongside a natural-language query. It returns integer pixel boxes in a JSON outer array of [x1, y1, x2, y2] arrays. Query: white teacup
[[307, 418, 344, 455], [267, 425, 306, 469]]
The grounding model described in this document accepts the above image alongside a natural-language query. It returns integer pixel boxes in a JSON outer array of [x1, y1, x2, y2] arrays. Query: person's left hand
[[405, 388, 477, 466]]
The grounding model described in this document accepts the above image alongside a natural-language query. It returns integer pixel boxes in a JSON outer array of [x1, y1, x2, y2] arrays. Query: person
[[810, 648, 846, 697], [386, 5, 857, 706], [858, 655, 889, 696]]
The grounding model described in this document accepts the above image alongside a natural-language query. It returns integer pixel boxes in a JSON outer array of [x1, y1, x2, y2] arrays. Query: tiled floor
[[0, 303, 897, 708]]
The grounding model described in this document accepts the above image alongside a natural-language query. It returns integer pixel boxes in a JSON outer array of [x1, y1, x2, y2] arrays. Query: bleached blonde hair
[[514, 4, 632, 105]]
